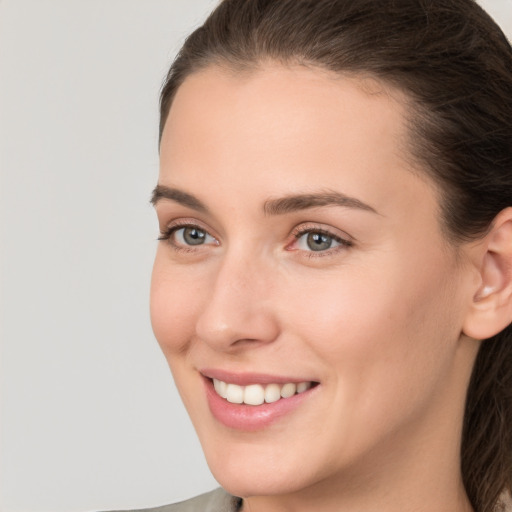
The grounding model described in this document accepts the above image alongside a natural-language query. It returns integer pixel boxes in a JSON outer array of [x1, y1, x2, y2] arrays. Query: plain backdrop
[[1, 1, 511, 511]]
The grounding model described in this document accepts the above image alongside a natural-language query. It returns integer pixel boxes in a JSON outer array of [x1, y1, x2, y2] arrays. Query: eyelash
[[158, 221, 353, 258]]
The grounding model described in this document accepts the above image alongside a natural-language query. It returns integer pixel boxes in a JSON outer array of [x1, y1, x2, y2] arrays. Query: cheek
[[289, 262, 464, 462], [150, 254, 204, 356], [277, 264, 400, 356], [281, 250, 463, 398]]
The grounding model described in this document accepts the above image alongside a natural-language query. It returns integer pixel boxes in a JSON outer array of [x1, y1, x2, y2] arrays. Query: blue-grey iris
[[183, 227, 207, 245], [307, 232, 333, 251]]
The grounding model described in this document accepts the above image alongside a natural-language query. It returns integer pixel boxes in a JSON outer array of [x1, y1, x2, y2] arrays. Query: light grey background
[[1, 1, 511, 511]]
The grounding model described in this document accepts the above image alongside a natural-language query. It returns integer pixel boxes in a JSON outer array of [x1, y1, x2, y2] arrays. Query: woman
[[146, 0, 512, 511]]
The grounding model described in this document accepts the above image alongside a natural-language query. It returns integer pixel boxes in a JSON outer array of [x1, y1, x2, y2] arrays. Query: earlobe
[[463, 207, 512, 340]]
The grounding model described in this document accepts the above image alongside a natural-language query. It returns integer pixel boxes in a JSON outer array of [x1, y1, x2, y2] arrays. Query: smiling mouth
[[212, 378, 318, 406]]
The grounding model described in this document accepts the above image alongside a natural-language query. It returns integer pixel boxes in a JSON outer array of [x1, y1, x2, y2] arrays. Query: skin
[[151, 64, 481, 512]]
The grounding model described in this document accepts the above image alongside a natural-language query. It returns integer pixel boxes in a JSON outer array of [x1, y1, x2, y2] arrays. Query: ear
[[463, 207, 512, 340]]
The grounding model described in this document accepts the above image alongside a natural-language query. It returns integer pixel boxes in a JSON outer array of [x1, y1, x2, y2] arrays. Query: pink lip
[[202, 373, 319, 432]]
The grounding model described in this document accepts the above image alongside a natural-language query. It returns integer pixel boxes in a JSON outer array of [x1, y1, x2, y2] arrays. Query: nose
[[195, 250, 280, 351]]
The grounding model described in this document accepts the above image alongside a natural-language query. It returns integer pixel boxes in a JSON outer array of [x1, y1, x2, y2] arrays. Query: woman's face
[[151, 65, 478, 498]]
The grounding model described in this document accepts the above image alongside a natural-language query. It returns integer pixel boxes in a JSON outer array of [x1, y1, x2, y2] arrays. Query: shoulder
[[105, 488, 241, 512]]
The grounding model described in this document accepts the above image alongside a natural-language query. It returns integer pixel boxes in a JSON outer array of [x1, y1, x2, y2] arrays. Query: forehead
[[162, 64, 411, 153], [159, 64, 431, 213]]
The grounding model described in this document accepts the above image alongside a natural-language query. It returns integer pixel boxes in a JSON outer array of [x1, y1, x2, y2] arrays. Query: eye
[[175, 226, 212, 246], [297, 231, 340, 252], [289, 226, 352, 256], [158, 223, 218, 249]]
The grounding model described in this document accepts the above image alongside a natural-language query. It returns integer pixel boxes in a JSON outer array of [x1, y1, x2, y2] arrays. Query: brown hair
[[159, 1, 512, 510]]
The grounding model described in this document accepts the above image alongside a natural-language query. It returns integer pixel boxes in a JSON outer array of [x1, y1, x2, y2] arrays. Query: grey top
[[107, 488, 241, 512], [107, 487, 512, 511]]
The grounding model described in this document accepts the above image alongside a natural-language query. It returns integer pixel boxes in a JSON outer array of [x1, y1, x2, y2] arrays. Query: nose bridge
[[195, 245, 278, 349]]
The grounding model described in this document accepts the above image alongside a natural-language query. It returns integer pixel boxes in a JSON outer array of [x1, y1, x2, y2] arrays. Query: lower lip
[[204, 378, 318, 431]]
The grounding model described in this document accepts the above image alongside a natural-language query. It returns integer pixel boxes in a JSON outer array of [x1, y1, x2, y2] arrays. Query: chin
[[203, 442, 324, 499], [213, 467, 309, 499]]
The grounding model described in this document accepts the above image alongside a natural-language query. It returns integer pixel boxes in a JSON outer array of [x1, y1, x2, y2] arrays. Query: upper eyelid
[[162, 223, 216, 239], [290, 222, 354, 243], [293, 226, 343, 238], [290, 228, 352, 250], [160, 218, 215, 235]]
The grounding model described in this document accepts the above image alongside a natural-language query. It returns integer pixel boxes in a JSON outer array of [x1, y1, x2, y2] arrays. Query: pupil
[[307, 232, 332, 251], [184, 227, 206, 245]]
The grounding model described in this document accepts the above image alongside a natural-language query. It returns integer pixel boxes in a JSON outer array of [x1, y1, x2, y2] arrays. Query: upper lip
[[200, 368, 318, 386]]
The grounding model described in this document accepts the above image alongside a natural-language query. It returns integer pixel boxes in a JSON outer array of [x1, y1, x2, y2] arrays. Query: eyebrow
[[151, 185, 378, 216], [263, 191, 378, 216], [151, 185, 209, 213]]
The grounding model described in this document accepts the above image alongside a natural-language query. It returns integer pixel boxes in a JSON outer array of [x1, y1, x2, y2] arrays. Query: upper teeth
[[213, 379, 312, 405]]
